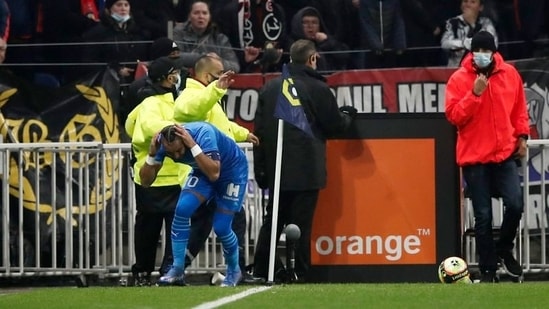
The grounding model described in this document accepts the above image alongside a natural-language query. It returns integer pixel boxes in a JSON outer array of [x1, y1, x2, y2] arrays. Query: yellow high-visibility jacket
[[173, 78, 249, 142], [125, 92, 190, 186]]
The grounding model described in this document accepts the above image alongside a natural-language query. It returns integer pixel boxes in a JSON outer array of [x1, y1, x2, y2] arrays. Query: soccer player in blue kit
[[139, 122, 248, 287]]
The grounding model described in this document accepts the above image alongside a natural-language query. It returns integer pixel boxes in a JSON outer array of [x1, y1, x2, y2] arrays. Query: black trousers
[[133, 183, 179, 275], [462, 159, 523, 272], [185, 199, 248, 271], [253, 189, 319, 280]]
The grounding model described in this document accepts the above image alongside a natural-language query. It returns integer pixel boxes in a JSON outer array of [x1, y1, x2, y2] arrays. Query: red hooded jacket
[[445, 52, 529, 166]]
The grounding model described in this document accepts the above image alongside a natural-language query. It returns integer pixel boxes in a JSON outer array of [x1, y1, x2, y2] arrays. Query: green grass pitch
[[1, 283, 549, 309]]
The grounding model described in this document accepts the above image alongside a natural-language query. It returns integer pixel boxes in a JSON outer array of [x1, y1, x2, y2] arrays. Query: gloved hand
[[258, 47, 281, 66], [339, 105, 358, 119], [255, 170, 268, 189]]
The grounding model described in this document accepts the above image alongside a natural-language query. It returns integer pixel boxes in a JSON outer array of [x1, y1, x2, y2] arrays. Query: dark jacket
[[290, 6, 349, 71], [131, 0, 177, 38], [5, 0, 36, 39], [254, 63, 352, 191], [0, 0, 9, 41], [42, 0, 98, 42], [81, 13, 150, 82], [358, 0, 406, 51], [214, 0, 291, 73]]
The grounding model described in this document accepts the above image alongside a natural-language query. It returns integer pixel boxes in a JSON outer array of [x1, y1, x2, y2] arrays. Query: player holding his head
[[140, 122, 248, 287]]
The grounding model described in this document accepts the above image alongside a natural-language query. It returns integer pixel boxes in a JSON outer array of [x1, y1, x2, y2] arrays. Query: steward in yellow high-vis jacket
[[173, 57, 255, 143], [124, 56, 188, 285]]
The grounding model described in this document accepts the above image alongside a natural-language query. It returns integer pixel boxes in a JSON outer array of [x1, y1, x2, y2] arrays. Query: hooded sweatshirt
[[290, 6, 349, 71], [445, 52, 529, 166]]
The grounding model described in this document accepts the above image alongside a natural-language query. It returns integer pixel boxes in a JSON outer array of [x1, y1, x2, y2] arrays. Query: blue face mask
[[111, 13, 130, 23], [473, 52, 493, 68]]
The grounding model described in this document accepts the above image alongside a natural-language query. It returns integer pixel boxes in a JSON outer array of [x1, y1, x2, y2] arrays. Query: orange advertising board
[[311, 139, 436, 265]]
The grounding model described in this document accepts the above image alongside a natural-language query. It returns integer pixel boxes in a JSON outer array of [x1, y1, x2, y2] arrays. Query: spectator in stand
[[516, 0, 549, 58], [491, 0, 521, 60], [0, 38, 6, 64], [0, 0, 7, 66], [81, 0, 150, 84], [290, 6, 349, 72], [175, 0, 226, 24], [400, 0, 445, 67], [304, 0, 363, 70], [173, 0, 240, 73], [214, 0, 290, 73], [41, 0, 101, 83], [356, 0, 407, 69], [276, 0, 311, 35], [440, 0, 497, 67], [124, 56, 187, 286], [4, 0, 40, 80], [0, 0, 9, 42], [308, 0, 338, 36], [131, 0, 178, 39]]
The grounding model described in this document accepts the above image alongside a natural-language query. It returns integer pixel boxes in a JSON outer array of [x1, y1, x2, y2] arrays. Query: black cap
[[105, 0, 129, 9], [148, 56, 185, 82], [150, 37, 180, 60], [470, 31, 497, 52]]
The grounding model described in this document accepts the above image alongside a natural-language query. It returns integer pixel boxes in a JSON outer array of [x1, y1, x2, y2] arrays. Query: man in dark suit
[[252, 39, 357, 283]]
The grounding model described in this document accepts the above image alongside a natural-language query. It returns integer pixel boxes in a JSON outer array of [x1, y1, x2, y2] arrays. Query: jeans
[[462, 158, 524, 272]]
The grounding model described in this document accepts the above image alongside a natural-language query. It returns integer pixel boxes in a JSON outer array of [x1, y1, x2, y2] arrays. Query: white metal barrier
[[463, 139, 549, 275], [0, 142, 264, 281], [5, 140, 549, 282]]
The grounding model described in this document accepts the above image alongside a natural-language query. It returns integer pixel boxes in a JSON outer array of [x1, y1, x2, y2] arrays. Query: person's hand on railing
[[119, 67, 135, 77], [514, 136, 527, 159], [255, 170, 268, 189], [246, 132, 259, 145]]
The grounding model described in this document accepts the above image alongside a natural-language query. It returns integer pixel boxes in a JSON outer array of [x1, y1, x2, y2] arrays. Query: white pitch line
[[192, 286, 272, 309]]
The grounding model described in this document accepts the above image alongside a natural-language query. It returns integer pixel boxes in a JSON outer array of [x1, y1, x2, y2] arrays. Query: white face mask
[[473, 52, 493, 68], [174, 73, 181, 92], [111, 13, 130, 23]]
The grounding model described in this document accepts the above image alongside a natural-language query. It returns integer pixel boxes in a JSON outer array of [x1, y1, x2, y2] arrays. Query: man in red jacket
[[445, 31, 529, 283]]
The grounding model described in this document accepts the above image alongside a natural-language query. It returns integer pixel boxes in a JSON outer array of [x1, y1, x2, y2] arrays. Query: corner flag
[[273, 64, 314, 137]]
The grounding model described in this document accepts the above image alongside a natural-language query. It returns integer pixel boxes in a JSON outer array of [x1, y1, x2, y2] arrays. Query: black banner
[[0, 68, 121, 267]]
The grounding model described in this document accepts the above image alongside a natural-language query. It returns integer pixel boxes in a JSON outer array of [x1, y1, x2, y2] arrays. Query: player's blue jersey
[[154, 122, 248, 182]]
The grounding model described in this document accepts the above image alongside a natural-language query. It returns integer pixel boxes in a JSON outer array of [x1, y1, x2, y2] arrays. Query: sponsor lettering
[[397, 83, 446, 112], [331, 85, 386, 113], [315, 234, 422, 261], [225, 89, 258, 122]]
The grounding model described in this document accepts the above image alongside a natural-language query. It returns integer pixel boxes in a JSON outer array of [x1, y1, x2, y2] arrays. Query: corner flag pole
[[267, 118, 284, 284]]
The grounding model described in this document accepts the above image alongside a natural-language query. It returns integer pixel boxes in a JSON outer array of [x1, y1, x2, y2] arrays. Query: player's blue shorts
[[182, 170, 248, 213]]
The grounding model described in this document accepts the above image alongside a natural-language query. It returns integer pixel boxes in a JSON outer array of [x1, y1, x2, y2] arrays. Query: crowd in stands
[[0, 0, 548, 86]]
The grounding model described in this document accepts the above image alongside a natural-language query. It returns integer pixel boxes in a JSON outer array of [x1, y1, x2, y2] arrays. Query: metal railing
[[7, 139, 549, 283], [462, 139, 549, 275], [0, 142, 263, 282]]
